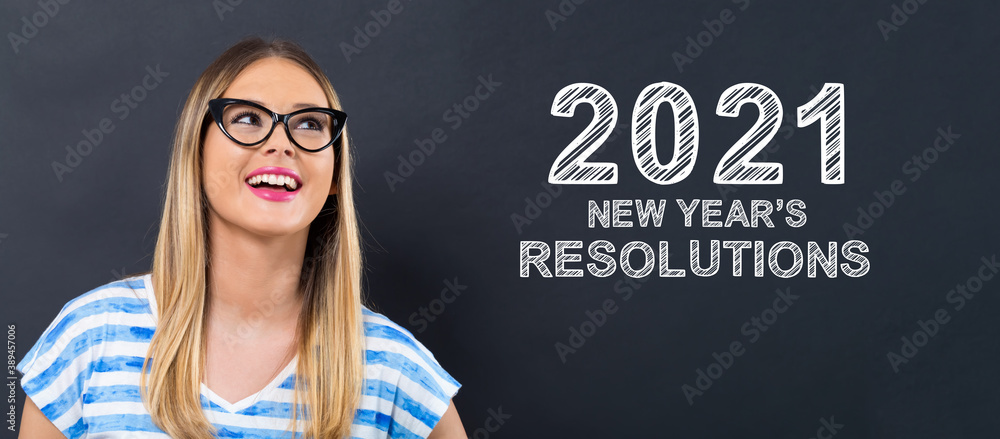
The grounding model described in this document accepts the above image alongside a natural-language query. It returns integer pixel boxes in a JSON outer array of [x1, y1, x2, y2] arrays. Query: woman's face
[[201, 57, 337, 238]]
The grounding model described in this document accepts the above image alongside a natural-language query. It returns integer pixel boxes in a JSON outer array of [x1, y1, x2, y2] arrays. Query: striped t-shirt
[[17, 273, 461, 438]]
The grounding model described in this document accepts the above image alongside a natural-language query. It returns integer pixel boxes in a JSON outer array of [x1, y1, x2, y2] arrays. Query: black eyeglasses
[[208, 98, 348, 153]]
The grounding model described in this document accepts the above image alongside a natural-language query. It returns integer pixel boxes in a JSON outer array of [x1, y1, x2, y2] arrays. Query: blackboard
[[2, 0, 998, 437]]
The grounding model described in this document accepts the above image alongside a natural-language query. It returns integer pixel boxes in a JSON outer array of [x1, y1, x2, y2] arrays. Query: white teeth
[[246, 173, 299, 190]]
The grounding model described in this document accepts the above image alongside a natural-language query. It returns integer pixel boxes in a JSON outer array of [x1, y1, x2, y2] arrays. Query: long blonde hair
[[138, 36, 365, 438]]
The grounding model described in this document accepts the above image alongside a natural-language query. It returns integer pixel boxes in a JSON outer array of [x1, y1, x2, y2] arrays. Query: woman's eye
[[231, 111, 261, 126], [295, 118, 323, 131]]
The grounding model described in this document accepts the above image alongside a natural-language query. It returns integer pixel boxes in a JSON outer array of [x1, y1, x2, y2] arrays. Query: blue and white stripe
[[17, 273, 461, 438]]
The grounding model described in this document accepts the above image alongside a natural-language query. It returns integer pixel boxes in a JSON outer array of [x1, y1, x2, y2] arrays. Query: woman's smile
[[245, 166, 302, 202]]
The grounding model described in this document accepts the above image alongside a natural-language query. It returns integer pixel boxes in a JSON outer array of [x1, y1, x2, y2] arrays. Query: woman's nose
[[263, 124, 296, 157]]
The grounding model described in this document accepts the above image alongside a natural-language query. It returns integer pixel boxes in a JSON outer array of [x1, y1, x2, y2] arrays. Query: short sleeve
[[398, 334, 460, 416], [17, 297, 103, 438], [361, 310, 461, 438]]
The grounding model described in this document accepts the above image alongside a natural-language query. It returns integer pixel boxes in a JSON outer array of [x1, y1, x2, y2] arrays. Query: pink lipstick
[[245, 166, 302, 202]]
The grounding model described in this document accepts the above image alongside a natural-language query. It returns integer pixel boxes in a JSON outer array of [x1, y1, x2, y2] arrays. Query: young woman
[[17, 36, 465, 438]]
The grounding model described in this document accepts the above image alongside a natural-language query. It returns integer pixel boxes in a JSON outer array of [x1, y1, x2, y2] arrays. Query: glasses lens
[[218, 102, 341, 150], [221, 103, 272, 145], [288, 111, 336, 150]]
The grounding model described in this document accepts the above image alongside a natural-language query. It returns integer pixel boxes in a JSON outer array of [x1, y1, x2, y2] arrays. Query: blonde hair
[[137, 36, 365, 438]]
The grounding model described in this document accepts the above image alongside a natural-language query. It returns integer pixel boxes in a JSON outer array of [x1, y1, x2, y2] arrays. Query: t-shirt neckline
[[200, 355, 298, 413], [139, 272, 298, 414]]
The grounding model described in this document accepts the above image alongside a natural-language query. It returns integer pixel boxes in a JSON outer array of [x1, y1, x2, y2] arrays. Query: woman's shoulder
[[62, 272, 154, 313], [16, 273, 157, 435], [50, 272, 154, 317], [42, 273, 154, 330], [360, 305, 443, 360], [359, 305, 461, 399], [357, 306, 461, 437], [18, 273, 156, 376]]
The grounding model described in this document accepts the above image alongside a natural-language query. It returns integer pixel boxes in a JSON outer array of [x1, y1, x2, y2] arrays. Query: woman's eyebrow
[[244, 98, 322, 110]]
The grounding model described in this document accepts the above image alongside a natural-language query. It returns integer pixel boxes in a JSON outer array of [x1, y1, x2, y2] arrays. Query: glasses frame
[[207, 98, 348, 153]]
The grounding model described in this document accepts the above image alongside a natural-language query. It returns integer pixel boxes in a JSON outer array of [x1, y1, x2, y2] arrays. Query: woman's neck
[[204, 215, 308, 339]]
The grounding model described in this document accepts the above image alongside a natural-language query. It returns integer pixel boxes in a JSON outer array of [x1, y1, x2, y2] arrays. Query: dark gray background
[[2, 1, 999, 437]]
